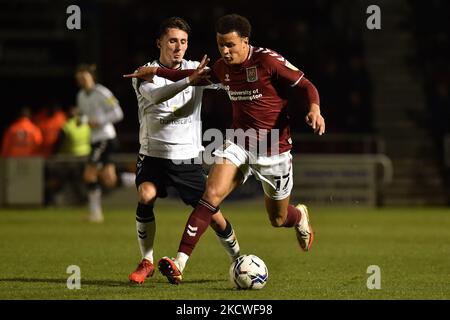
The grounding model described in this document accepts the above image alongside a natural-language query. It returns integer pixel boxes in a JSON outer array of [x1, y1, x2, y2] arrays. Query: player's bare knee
[[269, 216, 285, 227], [99, 165, 117, 188], [139, 195, 156, 205], [83, 173, 96, 184], [203, 186, 226, 206], [99, 174, 114, 188], [102, 174, 117, 188], [83, 167, 97, 183], [138, 184, 157, 204]]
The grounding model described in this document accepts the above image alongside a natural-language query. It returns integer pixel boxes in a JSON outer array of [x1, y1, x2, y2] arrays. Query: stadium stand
[[0, 0, 448, 206]]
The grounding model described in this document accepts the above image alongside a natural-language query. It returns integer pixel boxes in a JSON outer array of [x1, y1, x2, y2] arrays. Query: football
[[229, 254, 268, 290]]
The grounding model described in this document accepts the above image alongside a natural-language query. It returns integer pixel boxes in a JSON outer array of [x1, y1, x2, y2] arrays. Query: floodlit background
[[0, 0, 448, 300]]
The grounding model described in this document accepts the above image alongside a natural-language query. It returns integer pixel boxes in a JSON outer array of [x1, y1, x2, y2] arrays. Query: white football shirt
[[77, 84, 123, 143], [132, 59, 219, 160]]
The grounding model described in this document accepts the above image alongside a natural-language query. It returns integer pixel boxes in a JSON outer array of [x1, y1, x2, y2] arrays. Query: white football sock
[[175, 252, 189, 273], [217, 229, 240, 261], [136, 220, 156, 264], [88, 188, 103, 220]]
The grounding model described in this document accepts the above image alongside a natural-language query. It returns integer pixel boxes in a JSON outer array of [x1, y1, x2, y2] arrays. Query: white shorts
[[213, 140, 293, 200]]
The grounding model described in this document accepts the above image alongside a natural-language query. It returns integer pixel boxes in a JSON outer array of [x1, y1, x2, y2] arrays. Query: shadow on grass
[[0, 277, 220, 287], [0, 277, 130, 287]]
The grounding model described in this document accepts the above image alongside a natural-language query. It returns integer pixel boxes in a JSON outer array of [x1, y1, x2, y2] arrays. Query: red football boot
[[158, 257, 183, 285], [128, 259, 155, 284]]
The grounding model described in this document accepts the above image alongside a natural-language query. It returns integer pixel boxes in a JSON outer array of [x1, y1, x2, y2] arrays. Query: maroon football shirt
[[211, 46, 304, 154]]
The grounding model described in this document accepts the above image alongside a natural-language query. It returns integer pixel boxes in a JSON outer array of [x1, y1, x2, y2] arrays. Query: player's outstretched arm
[[123, 66, 158, 81], [268, 53, 325, 135], [299, 78, 325, 135], [123, 55, 212, 85]]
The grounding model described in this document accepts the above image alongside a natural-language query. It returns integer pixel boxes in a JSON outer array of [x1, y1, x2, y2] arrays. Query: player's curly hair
[[215, 14, 251, 38], [158, 17, 191, 39], [75, 63, 97, 81]]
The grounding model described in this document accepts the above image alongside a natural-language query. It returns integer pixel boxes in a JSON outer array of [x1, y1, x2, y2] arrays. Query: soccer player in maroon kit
[[125, 14, 325, 284]]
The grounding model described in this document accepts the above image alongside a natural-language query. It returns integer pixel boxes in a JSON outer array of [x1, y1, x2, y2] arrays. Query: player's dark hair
[[215, 14, 251, 38], [158, 17, 191, 38], [75, 63, 97, 81]]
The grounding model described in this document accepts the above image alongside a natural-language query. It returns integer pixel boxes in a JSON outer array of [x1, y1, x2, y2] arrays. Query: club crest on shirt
[[246, 67, 258, 82]]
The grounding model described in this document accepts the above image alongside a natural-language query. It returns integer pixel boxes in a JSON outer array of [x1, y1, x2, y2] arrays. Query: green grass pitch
[[0, 200, 449, 299]]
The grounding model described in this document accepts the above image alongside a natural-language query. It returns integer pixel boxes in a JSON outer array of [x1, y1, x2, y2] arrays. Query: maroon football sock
[[282, 205, 301, 227], [178, 199, 219, 256]]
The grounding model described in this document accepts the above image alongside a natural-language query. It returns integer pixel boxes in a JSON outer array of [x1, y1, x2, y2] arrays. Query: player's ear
[[156, 39, 161, 49], [242, 37, 249, 45]]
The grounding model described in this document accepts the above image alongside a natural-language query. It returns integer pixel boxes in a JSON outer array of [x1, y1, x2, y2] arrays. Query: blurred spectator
[[33, 103, 67, 157], [55, 105, 91, 156], [47, 105, 92, 206], [1, 106, 43, 157]]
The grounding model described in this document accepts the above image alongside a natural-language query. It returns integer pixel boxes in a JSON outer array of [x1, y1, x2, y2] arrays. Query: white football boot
[[295, 204, 314, 251]]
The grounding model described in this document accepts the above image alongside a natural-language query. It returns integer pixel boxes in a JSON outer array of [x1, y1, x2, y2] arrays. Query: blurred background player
[[1, 106, 43, 158], [125, 14, 325, 284], [127, 17, 241, 284], [75, 64, 124, 222]]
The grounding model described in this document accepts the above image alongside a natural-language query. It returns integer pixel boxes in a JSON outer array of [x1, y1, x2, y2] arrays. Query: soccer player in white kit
[[127, 17, 241, 284], [75, 64, 124, 223]]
